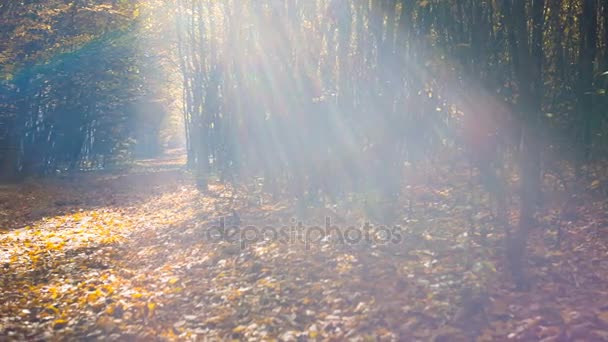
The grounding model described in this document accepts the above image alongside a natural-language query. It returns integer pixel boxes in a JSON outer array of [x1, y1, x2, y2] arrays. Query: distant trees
[[175, 0, 608, 186], [0, 1, 171, 180]]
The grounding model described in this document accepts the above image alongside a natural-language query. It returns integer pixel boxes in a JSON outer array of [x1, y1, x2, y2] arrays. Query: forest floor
[[1, 151, 608, 341]]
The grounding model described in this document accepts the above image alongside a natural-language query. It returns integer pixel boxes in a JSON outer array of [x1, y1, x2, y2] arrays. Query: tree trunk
[[578, 0, 598, 159], [506, 0, 544, 290]]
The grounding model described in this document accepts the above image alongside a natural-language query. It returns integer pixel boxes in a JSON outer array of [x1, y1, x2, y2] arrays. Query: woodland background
[[1, 0, 608, 340]]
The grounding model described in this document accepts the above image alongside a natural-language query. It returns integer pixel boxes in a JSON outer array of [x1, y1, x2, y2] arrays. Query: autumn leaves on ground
[[1, 153, 608, 341]]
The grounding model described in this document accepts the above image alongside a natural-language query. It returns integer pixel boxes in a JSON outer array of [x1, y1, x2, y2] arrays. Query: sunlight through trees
[[1, 0, 608, 340]]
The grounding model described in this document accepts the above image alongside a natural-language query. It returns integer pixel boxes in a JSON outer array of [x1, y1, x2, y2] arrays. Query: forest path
[[1, 154, 608, 341]]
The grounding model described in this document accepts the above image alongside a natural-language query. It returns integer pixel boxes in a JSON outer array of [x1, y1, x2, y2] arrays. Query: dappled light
[[1, 0, 608, 341]]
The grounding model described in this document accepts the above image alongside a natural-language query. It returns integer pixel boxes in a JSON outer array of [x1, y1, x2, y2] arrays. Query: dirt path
[[1, 155, 608, 341]]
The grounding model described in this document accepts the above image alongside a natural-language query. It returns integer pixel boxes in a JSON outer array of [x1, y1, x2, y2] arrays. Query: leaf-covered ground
[[1, 155, 608, 341]]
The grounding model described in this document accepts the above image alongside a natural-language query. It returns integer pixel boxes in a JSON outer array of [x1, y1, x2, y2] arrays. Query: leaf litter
[[1, 158, 607, 341]]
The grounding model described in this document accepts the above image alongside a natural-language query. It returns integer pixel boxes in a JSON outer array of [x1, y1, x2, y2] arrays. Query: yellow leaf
[[53, 319, 68, 329], [227, 288, 242, 301], [87, 291, 99, 303], [49, 287, 59, 300], [105, 305, 115, 316], [233, 325, 247, 334], [170, 287, 183, 293], [147, 302, 156, 317], [132, 293, 143, 299], [102, 284, 115, 295], [47, 305, 60, 315], [163, 328, 178, 339], [590, 180, 601, 190], [168, 277, 179, 285], [46, 242, 57, 250]]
